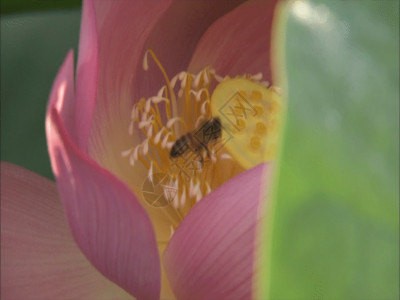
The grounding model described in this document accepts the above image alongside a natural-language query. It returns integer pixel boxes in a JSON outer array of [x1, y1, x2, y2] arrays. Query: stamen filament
[[144, 49, 179, 134]]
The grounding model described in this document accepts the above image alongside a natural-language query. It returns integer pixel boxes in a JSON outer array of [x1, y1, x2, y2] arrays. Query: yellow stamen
[[144, 50, 178, 121], [122, 51, 281, 236]]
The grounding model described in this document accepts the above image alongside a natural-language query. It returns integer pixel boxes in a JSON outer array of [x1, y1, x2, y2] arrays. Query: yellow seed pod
[[211, 77, 282, 169]]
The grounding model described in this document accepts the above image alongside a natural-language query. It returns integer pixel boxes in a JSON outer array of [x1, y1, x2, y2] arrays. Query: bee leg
[[205, 146, 211, 159]]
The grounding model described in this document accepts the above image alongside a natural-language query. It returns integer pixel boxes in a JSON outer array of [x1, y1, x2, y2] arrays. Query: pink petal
[[75, 0, 98, 152], [88, 0, 172, 159], [87, 0, 244, 168], [188, 0, 279, 83], [46, 53, 160, 299], [163, 163, 270, 300], [1, 162, 132, 300], [134, 0, 246, 101]]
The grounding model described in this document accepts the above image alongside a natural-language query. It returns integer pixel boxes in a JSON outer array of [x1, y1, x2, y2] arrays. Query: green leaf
[[1, 10, 81, 179], [260, 1, 399, 299], [1, 0, 81, 15]]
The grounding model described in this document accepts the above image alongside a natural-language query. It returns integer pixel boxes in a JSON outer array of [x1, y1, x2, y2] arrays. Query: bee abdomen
[[170, 135, 189, 158]]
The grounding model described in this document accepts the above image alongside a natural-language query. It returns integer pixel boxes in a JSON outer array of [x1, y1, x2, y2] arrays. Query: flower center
[[121, 50, 281, 229]]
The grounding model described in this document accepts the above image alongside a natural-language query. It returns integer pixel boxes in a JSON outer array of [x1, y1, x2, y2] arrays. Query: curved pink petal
[[188, 0, 279, 83], [163, 163, 270, 300], [75, 0, 98, 152], [87, 0, 244, 172], [134, 0, 246, 101], [46, 53, 160, 299], [1, 162, 132, 300], [88, 0, 172, 160]]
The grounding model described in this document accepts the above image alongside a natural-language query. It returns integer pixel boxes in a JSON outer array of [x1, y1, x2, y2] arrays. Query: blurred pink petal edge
[[164, 163, 269, 300], [189, 0, 277, 79], [45, 8, 161, 300], [0, 162, 132, 300]]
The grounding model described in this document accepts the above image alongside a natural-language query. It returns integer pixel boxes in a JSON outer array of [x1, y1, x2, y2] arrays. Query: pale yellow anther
[[250, 136, 261, 151], [254, 105, 264, 117], [238, 90, 248, 98], [255, 122, 267, 135]]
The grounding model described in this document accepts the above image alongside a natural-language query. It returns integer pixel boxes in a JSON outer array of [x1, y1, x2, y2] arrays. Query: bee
[[170, 117, 222, 165]]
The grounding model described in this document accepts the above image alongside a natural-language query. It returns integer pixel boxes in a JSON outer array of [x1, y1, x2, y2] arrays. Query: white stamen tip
[[261, 81, 270, 88], [157, 86, 166, 98], [189, 180, 200, 198], [148, 162, 153, 183], [271, 86, 282, 94], [205, 182, 212, 194], [194, 71, 202, 88], [200, 100, 210, 115], [162, 133, 171, 148], [142, 139, 149, 155], [170, 76, 178, 89], [195, 189, 203, 202], [146, 125, 153, 137], [178, 72, 187, 80], [220, 153, 233, 160], [154, 128, 165, 144], [166, 117, 181, 129], [121, 149, 132, 157], [145, 99, 152, 113], [203, 71, 209, 85], [215, 74, 224, 82], [180, 74, 187, 89], [251, 72, 263, 81], [133, 146, 140, 160], [211, 151, 217, 163], [129, 153, 135, 167], [194, 115, 206, 128]]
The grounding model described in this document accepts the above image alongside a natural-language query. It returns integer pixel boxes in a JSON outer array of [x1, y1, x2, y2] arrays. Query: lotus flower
[[1, 0, 283, 299]]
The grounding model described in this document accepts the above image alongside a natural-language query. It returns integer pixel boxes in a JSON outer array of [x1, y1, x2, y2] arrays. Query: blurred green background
[[1, 2, 81, 179], [261, 1, 399, 300], [1, 1, 398, 299]]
